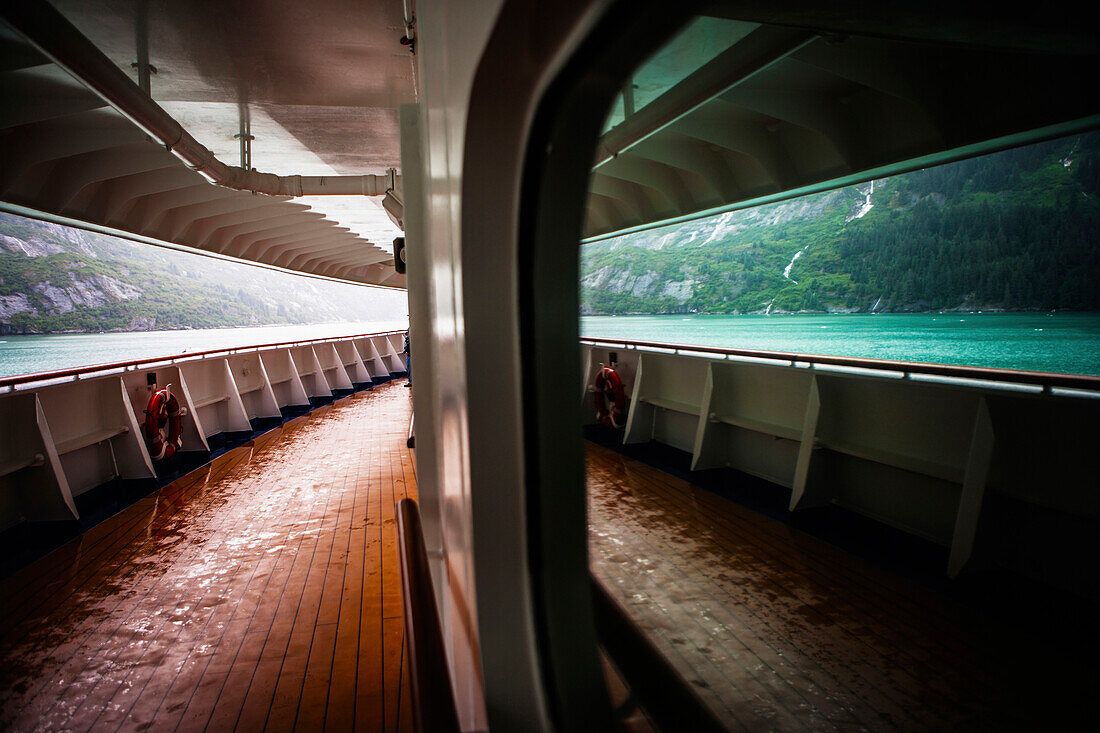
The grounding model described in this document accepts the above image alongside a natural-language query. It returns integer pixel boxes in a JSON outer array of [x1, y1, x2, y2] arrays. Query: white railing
[[582, 337, 1100, 588], [0, 331, 407, 530]]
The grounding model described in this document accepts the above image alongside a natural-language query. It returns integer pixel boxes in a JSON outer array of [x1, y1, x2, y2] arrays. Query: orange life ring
[[144, 387, 184, 461], [593, 366, 628, 428]]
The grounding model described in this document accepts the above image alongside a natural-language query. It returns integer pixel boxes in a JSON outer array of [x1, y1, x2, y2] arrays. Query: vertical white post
[[254, 353, 282, 416], [308, 346, 333, 395], [342, 341, 371, 384], [35, 395, 79, 520], [622, 355, 653, 444], [284, 349, 310, 405], [324, 343, 354, 391], [580, 347, 594, 405], [114, 377, 156, 478], [948, 396, 995, 578], [789, 374, 822, 511], [221, 359, 253, 432], [364, 339, 388, 379], [174, 368, 210, 451], [690, 364, 717, 471]]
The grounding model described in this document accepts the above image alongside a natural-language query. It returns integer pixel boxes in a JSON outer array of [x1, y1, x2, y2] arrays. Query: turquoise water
[[0, 321, 407, 379], [2, 313, 1097, 379], [582, 312, 1100, 376]]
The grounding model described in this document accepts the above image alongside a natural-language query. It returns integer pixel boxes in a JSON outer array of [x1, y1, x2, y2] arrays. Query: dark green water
[[582, 312, 1100, 375]]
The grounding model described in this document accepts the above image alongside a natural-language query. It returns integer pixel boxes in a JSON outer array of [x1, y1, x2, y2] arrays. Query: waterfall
[[782, 249, 804, 282], [846, 180, 875, 222], [1062, 138, 1080, 168]]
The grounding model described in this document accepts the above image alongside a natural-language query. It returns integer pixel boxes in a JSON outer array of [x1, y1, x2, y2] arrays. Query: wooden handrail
[[0, 330, 404, 389], [582, 336, 1100, 392], [396, 498, 460, 733]]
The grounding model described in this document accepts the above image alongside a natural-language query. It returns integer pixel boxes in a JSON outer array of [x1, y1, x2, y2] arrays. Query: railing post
[[789, 374, 823, 511], [948, 396, 995, 578]]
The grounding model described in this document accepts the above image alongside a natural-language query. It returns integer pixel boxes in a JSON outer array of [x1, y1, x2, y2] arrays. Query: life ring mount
[[144, 385, 185, 461], [593, 366, 628, 429]]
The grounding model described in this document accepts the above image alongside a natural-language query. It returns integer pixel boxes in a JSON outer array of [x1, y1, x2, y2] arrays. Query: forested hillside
[[0, 214, 402, 334], [581, 133, 1100, 314]]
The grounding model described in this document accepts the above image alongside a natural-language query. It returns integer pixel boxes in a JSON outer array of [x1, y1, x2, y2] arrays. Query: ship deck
[[587, 442, 1094, 731], [0, 382, 416, 732], [1, 381, 1092, 731]]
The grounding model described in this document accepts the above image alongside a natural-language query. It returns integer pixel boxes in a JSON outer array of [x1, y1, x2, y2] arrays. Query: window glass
[[580, 10, 1099, 730], [601, 18, 757, 132]]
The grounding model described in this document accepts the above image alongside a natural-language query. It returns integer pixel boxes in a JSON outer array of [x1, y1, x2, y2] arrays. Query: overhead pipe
[[1, 1, 399, 199]]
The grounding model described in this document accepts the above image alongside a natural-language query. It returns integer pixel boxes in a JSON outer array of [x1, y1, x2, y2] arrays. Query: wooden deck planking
[[14, 377, 1084, 731], [1, 418, 303, 626], [0, 383, 417, 732], [603, 471, 938, 728], [325, 434, 370, 733], [13, 447, 268, 731], [0, 447, 251, 631], [586, 441, 1091, 731], [383, 397, 414, 733]]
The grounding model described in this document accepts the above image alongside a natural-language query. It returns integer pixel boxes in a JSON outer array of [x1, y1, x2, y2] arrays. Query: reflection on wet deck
[[0, 383, 415, 732], [587, 442, 1091, 731]]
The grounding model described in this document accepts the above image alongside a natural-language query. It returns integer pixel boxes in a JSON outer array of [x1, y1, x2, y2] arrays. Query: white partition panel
[[814, 376, 980, 545], [112, 378, 157, 480], [357, 337, 389, 380], [691, 361, 815, 485], [622, 352, 708, 452], [377, 335, 405, 374], [228, 352, 281, 420], [0, 393, 78, 525], [260, 349, 310, 408], [316, 342, 353, 391], [580, 346, 593, 405], [39, 376, 157, 495], [180, 358, 251, 437], [291, 346, 332, 399], [335, 341, 371, 385]]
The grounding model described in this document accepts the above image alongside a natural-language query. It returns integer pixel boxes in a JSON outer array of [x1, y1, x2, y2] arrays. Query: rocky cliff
[[0, 213, 403, 333], [582, 133, 1100, 315]]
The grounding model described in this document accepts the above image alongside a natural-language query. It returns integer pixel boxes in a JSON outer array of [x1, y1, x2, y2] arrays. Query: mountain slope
[[581, 132, 1100, 314], [0, 214, 403, 334]]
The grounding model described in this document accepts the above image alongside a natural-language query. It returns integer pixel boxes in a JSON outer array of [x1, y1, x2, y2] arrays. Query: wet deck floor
[[587, 442, 1094, 731], [2, 383, 1093, 731], [0, 383, 416, 732]]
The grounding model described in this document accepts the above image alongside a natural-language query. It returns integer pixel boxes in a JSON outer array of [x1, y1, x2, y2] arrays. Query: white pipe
[[402, 0, 416, 37]]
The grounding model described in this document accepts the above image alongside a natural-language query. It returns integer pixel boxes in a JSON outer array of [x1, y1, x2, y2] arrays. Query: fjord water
[[0, 321, 406, 379], [1, 313, 1097, 379], [582, 312, 1100, 376]]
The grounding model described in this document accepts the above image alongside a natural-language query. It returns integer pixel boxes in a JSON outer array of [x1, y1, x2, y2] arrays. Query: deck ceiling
[[584, 8, 1100, 241], [0, 0, 414, 288], [5, 3, 1099, 274]]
